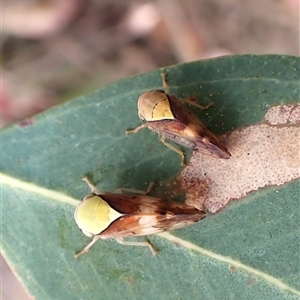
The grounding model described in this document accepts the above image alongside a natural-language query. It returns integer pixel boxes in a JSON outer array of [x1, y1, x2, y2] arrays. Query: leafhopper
[[126, 73, 231, 165], [74, 177, 206, 258]]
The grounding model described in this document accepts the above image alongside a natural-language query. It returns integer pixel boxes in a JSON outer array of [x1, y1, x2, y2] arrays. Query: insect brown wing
[[100, 193, 205, 216], [164, 94, 231, 158], [98, 194, 206, 239], [100, 193, 167, 214], [100, 213, 205, 239]]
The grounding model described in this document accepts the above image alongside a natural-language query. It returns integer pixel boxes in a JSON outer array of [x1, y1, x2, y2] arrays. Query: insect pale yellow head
[[74, 195, 122, 237], [137, 90, 175, 121]]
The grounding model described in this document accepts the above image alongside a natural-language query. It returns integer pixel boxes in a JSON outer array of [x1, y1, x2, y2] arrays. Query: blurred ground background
[[1, 0, 299, 299]]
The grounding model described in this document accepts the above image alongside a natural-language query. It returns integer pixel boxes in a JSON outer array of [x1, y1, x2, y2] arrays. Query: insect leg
[[160, 136, 186, 166], [161, 72, 169, 93], [74, 235, 101, 259], [125, 123, 148, 135], [182, 98, 214, 110], [115, 237, 158, 256], [115, 182, 155, 195], [82, 176, 100, 194], [162, 70, 214, 110]]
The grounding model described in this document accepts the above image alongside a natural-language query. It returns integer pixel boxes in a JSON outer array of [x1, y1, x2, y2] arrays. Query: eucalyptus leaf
[[1, 55, 299, 300]]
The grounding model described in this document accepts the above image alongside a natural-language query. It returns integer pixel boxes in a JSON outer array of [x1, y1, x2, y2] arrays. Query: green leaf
[[1, 55, 299, 300]]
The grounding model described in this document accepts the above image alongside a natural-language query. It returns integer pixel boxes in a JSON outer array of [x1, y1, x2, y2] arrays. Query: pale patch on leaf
[[264, 104, 300, 125], [180, 104, 300, 213]]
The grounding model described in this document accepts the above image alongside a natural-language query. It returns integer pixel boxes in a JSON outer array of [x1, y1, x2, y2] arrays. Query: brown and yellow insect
[[74, 177, 206, 258], [126, 73, 231, 165]]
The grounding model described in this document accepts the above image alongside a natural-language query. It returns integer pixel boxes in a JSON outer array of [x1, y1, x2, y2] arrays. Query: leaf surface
[[1, 55, 299, 300]]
